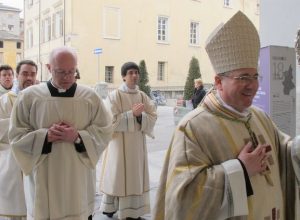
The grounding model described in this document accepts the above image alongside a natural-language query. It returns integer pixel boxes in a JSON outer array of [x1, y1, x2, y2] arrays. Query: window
[[0, 52, 3, 65], [26, 27, 33, 48], [190, 22, 199, 45], [103, 6, 121, 39], [157, 16, 168, 42], [0, 41, 3, 48], [105, 66, 114, 83], [157, 62, 166, 81], [16, 53, 22, 63], [16, 42, 21, 49], [224, 0, 230, 7], [8, 24, 14, 31], [0, 23, 5, 31], [28, 0, 33, 6], [52, 10, 63, 38], [42, 17, 51, 42]]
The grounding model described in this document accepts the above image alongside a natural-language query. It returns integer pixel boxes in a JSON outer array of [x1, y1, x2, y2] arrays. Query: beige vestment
[[153, 90, 300, 220], [100, 84, 157, 218]]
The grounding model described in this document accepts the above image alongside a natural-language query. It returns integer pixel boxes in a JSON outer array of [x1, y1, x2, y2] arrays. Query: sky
[[1, 0, 23, 9], [1, 0, 23, 17]]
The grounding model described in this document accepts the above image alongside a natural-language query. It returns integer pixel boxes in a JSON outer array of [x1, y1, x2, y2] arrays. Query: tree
[[184, 57, 201, 100], [138, 60, 151, 97]]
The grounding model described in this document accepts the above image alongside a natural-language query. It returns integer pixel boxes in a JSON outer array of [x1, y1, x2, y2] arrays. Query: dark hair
[[0, 64, 14, 75], [121, 62, 139, 77], [16, 60, 38, 74]]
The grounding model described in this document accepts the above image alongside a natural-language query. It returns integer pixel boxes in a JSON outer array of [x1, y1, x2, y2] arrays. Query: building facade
[[24, 0, 259, 96], [0, 3, 23, 69]]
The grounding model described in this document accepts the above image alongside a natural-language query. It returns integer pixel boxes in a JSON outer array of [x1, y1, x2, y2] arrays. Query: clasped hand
[[238, 142, 271, 177], [47, 121, 78, 143], [132, 103, 144, 117]]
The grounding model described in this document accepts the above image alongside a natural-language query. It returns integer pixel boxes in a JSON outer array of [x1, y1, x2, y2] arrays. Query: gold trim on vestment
[[248, 196, 254, 220]]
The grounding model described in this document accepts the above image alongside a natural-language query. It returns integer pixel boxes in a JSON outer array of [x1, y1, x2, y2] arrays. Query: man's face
[[215, 68, 259, 112], [0, 69, 14, 89], [123, 68, 139, 89], [47, 52, 76, 90], [17, 64, 37, 90]]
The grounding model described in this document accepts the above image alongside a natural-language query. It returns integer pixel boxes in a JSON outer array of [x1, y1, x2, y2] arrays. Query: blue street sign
[[94, 48, 103, 54]]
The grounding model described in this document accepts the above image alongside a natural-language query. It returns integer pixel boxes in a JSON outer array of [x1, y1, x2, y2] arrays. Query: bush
[[138, 60, 151, 97], [184, 57, 201, 100]]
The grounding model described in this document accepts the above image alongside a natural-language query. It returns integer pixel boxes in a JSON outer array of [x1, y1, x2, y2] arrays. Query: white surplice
[[9, 83, 112, 220], [0, 91, 26, 217]]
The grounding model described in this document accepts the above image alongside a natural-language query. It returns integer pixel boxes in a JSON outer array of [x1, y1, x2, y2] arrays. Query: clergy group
[[0, 10, 300, 220]]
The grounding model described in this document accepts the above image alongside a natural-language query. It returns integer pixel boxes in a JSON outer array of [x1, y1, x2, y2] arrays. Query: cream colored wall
[[24, 0, 259, 88], [24, 0, 64, 81]]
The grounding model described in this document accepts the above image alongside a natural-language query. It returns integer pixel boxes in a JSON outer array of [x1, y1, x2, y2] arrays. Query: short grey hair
[[48, 46, 78, 65], [194, 78, 203, 84]]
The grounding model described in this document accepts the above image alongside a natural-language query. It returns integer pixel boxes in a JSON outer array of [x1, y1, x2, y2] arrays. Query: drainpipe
[[22, 0, 25, 60], [38, 0, 42, 81], [63, 0, 66, 45]]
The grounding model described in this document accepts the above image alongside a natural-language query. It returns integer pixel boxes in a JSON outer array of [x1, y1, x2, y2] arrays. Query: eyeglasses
[[222, 74, 262, 83], [53, 69, 76, 78]]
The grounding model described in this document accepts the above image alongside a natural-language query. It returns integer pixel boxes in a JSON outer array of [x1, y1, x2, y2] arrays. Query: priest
[[9, 46, 113, 220], [0, 60, 38, 220]]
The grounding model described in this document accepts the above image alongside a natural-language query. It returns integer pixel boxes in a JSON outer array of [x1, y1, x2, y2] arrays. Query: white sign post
[[94, 48, 103, 82]]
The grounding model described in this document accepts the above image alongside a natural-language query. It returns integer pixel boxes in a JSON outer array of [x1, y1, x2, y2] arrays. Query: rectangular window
[[27, 27, 33, 48], [42, 17, 51, 42], [224, 0, 230, 7], [0, 41, 3, 48], [157, 62, 165, 81], [16, 53, 22, 63], [0, 52, 3, 65], [16, 42, 21, 49], [103, 6, 121, 39], [53, 10, 63, 38], [105, 66, 114, 83], [0, 23, 5, 31], [157, 16, 168, 42], [8, 24, 14, 31], [28, 0, 33, 6], [190, 22, 199, 45]]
